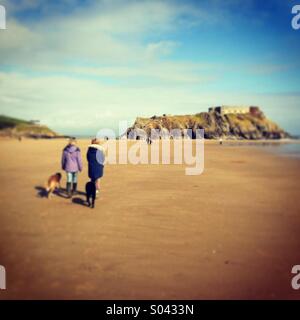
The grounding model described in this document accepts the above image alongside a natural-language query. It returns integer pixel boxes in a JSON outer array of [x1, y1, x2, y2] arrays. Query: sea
[[262, 142, 300, 158], [224, 140, 300, 158]]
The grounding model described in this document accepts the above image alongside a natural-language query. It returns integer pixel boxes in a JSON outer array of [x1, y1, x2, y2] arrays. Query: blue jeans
[[66, 172, 78, 183]]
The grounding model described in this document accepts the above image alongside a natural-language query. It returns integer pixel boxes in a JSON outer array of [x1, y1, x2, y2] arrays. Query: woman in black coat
[[87, 139, 105, 194]]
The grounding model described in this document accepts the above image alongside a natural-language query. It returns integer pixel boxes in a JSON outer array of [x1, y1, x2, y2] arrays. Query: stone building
[[209, 106, 250, 115]]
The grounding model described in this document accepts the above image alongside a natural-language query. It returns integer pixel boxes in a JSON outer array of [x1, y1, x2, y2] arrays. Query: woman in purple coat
[[61, 138, 83, 197]]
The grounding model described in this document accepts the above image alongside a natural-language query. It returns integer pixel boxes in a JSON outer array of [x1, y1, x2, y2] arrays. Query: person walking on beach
[[61, 138, 83, 198], [87, 138, 105, 197]]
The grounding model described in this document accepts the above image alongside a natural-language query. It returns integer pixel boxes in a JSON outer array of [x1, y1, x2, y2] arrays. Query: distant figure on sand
[[61, 138, 83, 198], [87, 138, 105, 198], [219, 137, 223, 145]]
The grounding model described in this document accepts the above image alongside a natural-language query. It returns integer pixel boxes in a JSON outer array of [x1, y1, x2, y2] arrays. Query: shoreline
[[0, 136, 299, 143]]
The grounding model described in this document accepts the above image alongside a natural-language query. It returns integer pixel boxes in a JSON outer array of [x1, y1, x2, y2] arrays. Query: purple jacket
[[61, 145, 83, 173]]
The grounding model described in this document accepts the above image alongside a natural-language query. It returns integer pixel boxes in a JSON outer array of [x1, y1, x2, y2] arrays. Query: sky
[[0, 0, 300, 135]]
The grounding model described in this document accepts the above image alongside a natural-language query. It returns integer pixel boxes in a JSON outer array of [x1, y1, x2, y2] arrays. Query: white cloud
[[0, 0, 298, 135], [146, 41, 180, 59], [0, 0, 220, 135], [0, 1, 197, 64], [1, 71, 298, 135], [0, 0, 217, 85]]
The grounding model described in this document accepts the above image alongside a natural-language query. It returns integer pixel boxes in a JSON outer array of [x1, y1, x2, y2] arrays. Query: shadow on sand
[[35, 186, 70, 199], [35, 186, 48, 198], [72, 197, 89, 207], [35, 186, 86, 199], [35, 186, 90, 209]]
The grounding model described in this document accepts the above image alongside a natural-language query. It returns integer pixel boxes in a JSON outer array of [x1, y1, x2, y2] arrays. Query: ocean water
[[263, 142, 300, 158], [222, 140, 300, 158], [223, 139, 300, 158]]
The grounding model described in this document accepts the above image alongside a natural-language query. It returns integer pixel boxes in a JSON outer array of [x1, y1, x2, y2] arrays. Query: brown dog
[[46, 173, 62, 198]]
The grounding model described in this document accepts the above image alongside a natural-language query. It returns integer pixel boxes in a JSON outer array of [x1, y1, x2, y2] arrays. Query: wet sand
[[0, 139, 300, 299]]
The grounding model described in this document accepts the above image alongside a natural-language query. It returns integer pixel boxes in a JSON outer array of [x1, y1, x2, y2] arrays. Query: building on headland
[[29, 120, 40, 125], [248, 106, 261, 116], [208, 105, 260, 115]]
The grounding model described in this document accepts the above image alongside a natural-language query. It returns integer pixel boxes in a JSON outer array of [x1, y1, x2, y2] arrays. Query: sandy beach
[[0, 138, 300, 299]]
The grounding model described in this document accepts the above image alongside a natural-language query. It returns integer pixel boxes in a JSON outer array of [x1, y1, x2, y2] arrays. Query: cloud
[[1, 71, 299, 135], [0, 0, 223, 66], [146, 41, 180, 59], [0, 0, 218, 85], [0, 0, 219, 136], [0, 0, 299, 135]]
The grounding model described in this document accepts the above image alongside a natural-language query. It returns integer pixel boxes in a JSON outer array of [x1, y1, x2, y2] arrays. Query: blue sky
[[0, 0, 299, 135]]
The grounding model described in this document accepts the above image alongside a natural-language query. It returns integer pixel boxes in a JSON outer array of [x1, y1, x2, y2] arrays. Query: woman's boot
[[66, 182, 72, 198], [72, 183, 77, 195]]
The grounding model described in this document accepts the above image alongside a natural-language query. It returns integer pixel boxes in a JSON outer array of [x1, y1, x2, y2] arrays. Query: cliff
[[0, 115, 60, 139], [127, 108, 289, 140]]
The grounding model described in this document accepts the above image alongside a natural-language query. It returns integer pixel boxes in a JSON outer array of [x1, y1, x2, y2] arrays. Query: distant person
[[219, 137, 223, 145], [87, 138, 105, 197], [61, 138, 83, 198]]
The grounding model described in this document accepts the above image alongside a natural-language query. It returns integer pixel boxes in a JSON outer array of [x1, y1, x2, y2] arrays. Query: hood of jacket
[[64, 144, 79, 153], [88, 144, 105, 152]]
